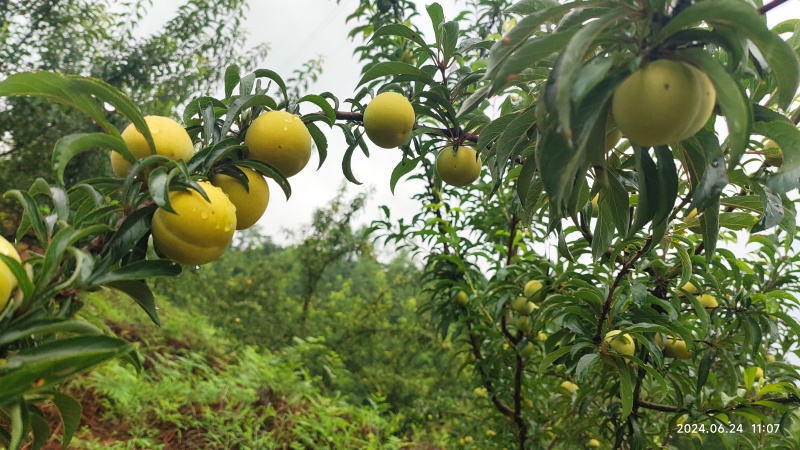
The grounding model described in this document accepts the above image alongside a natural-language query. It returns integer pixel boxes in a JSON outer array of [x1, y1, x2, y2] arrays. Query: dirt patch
[[32, 388, 132, 449]]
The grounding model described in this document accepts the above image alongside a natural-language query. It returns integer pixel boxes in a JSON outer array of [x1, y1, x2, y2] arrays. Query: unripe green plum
[[244, 111, 312, 178], [111, 115, 195, 177], [151, 182, 237, 265], [523, 280, 543, 298], [363, 92, 416, 148], [663, 337, 693, 360], [612, 60, 708, 147], [0, 236, 21, 311], [210, 166, 270, 230], [604, 330, 635, 357], [436, 146, 482, 187]]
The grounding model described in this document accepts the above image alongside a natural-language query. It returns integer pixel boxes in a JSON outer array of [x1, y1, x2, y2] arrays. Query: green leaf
[[306, 122, 328, 170], [28, 406, 50, 450], [0, 336, 135, 406], [224, 65, 241, 98], [0, 319, 104, 349], [457, 85, 491, 118], [756, 120, 800, 194], [508, 0, 562, 15], [34, 228, 87, 298], [426, 3, 445, 40], [51, 392, 81, 449], [0, 255, 33, 304], [251, 69, 289, 104], [476, 113, 520, 154], [358, 62, 434, 87], [627, 147, 660, 239], [672, 239, 693, 290], [8, 402, 25, 450], [697, 349, 713, 394], [3, 190, 48, 244], [188, 137, 243, 173], [592, 198, 615, 260], [682, 133, 728, 214], [486, 1, 582, 81], [51, 133, 132, 186], [554, 7, 629, 137], [615, 357, 634, 419], [99, 206, 156, 271], [91, 260, 181, 286], [220, 94, 278, 137], [575, 353, 599, 381], [751, 185, 783, 233], [29, 180, 69, 224], [490, 31, 577, 96], [491, 107, 537, 181], [652, 146, 678, 229], [144, 167, 172, 214], [439, 21, 459, 63], [298, 94, 336, 125], [721, 195, 764, 214], [0, 72, 111, 135], [571, 56, 614, 106], [373, 24, 435, 59], [182, 96, 227, 124], [236, 159, 292, 200], [699, 198, 721, 263], [516, 156, 543, 225], [536, 129, 582, 217], [605, 170, 630, 237], [658, 0, 799, 109], [104, 280, 159, 326], [69, 76, 152, 143], [538, 345, 573, 373], [390, 157, 421, 195], [676, 49, 750, 169]]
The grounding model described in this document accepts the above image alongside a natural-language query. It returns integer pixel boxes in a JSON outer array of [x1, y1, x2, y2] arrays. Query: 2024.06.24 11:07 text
[[675, 423, 781, 434]]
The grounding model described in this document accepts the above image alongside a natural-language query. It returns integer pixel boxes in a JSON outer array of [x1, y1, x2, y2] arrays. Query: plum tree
[[1, 0, 799, 449]]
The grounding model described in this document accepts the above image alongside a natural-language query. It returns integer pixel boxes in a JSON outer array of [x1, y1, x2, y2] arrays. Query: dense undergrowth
[[40, 290, 452, 449]]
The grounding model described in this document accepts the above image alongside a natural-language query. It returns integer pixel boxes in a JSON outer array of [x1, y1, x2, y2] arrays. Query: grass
[[37, 290, 449, 449]]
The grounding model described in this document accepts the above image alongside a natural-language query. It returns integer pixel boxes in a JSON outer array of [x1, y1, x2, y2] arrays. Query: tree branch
[[467, 323, 516, 419], [759, 0, 790, 14], [594, 237, 653, 343], [636, 395, 799, 414], [513, 351, 527, 450], [635, 399, 679, 412], [327, 110, 479, 142]]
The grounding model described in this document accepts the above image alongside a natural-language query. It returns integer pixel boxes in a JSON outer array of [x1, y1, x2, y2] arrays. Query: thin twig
[[328, 110, 479, 142], [594, 237, 653, 343], [759, 0, 790, 14]]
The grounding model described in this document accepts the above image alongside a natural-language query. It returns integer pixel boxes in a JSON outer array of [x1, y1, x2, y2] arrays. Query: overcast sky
[[135, 0, 800, 251], [137, 0, 481, 246]]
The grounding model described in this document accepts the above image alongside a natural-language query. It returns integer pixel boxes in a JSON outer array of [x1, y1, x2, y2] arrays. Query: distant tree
[[0, 0, 268, 233]]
